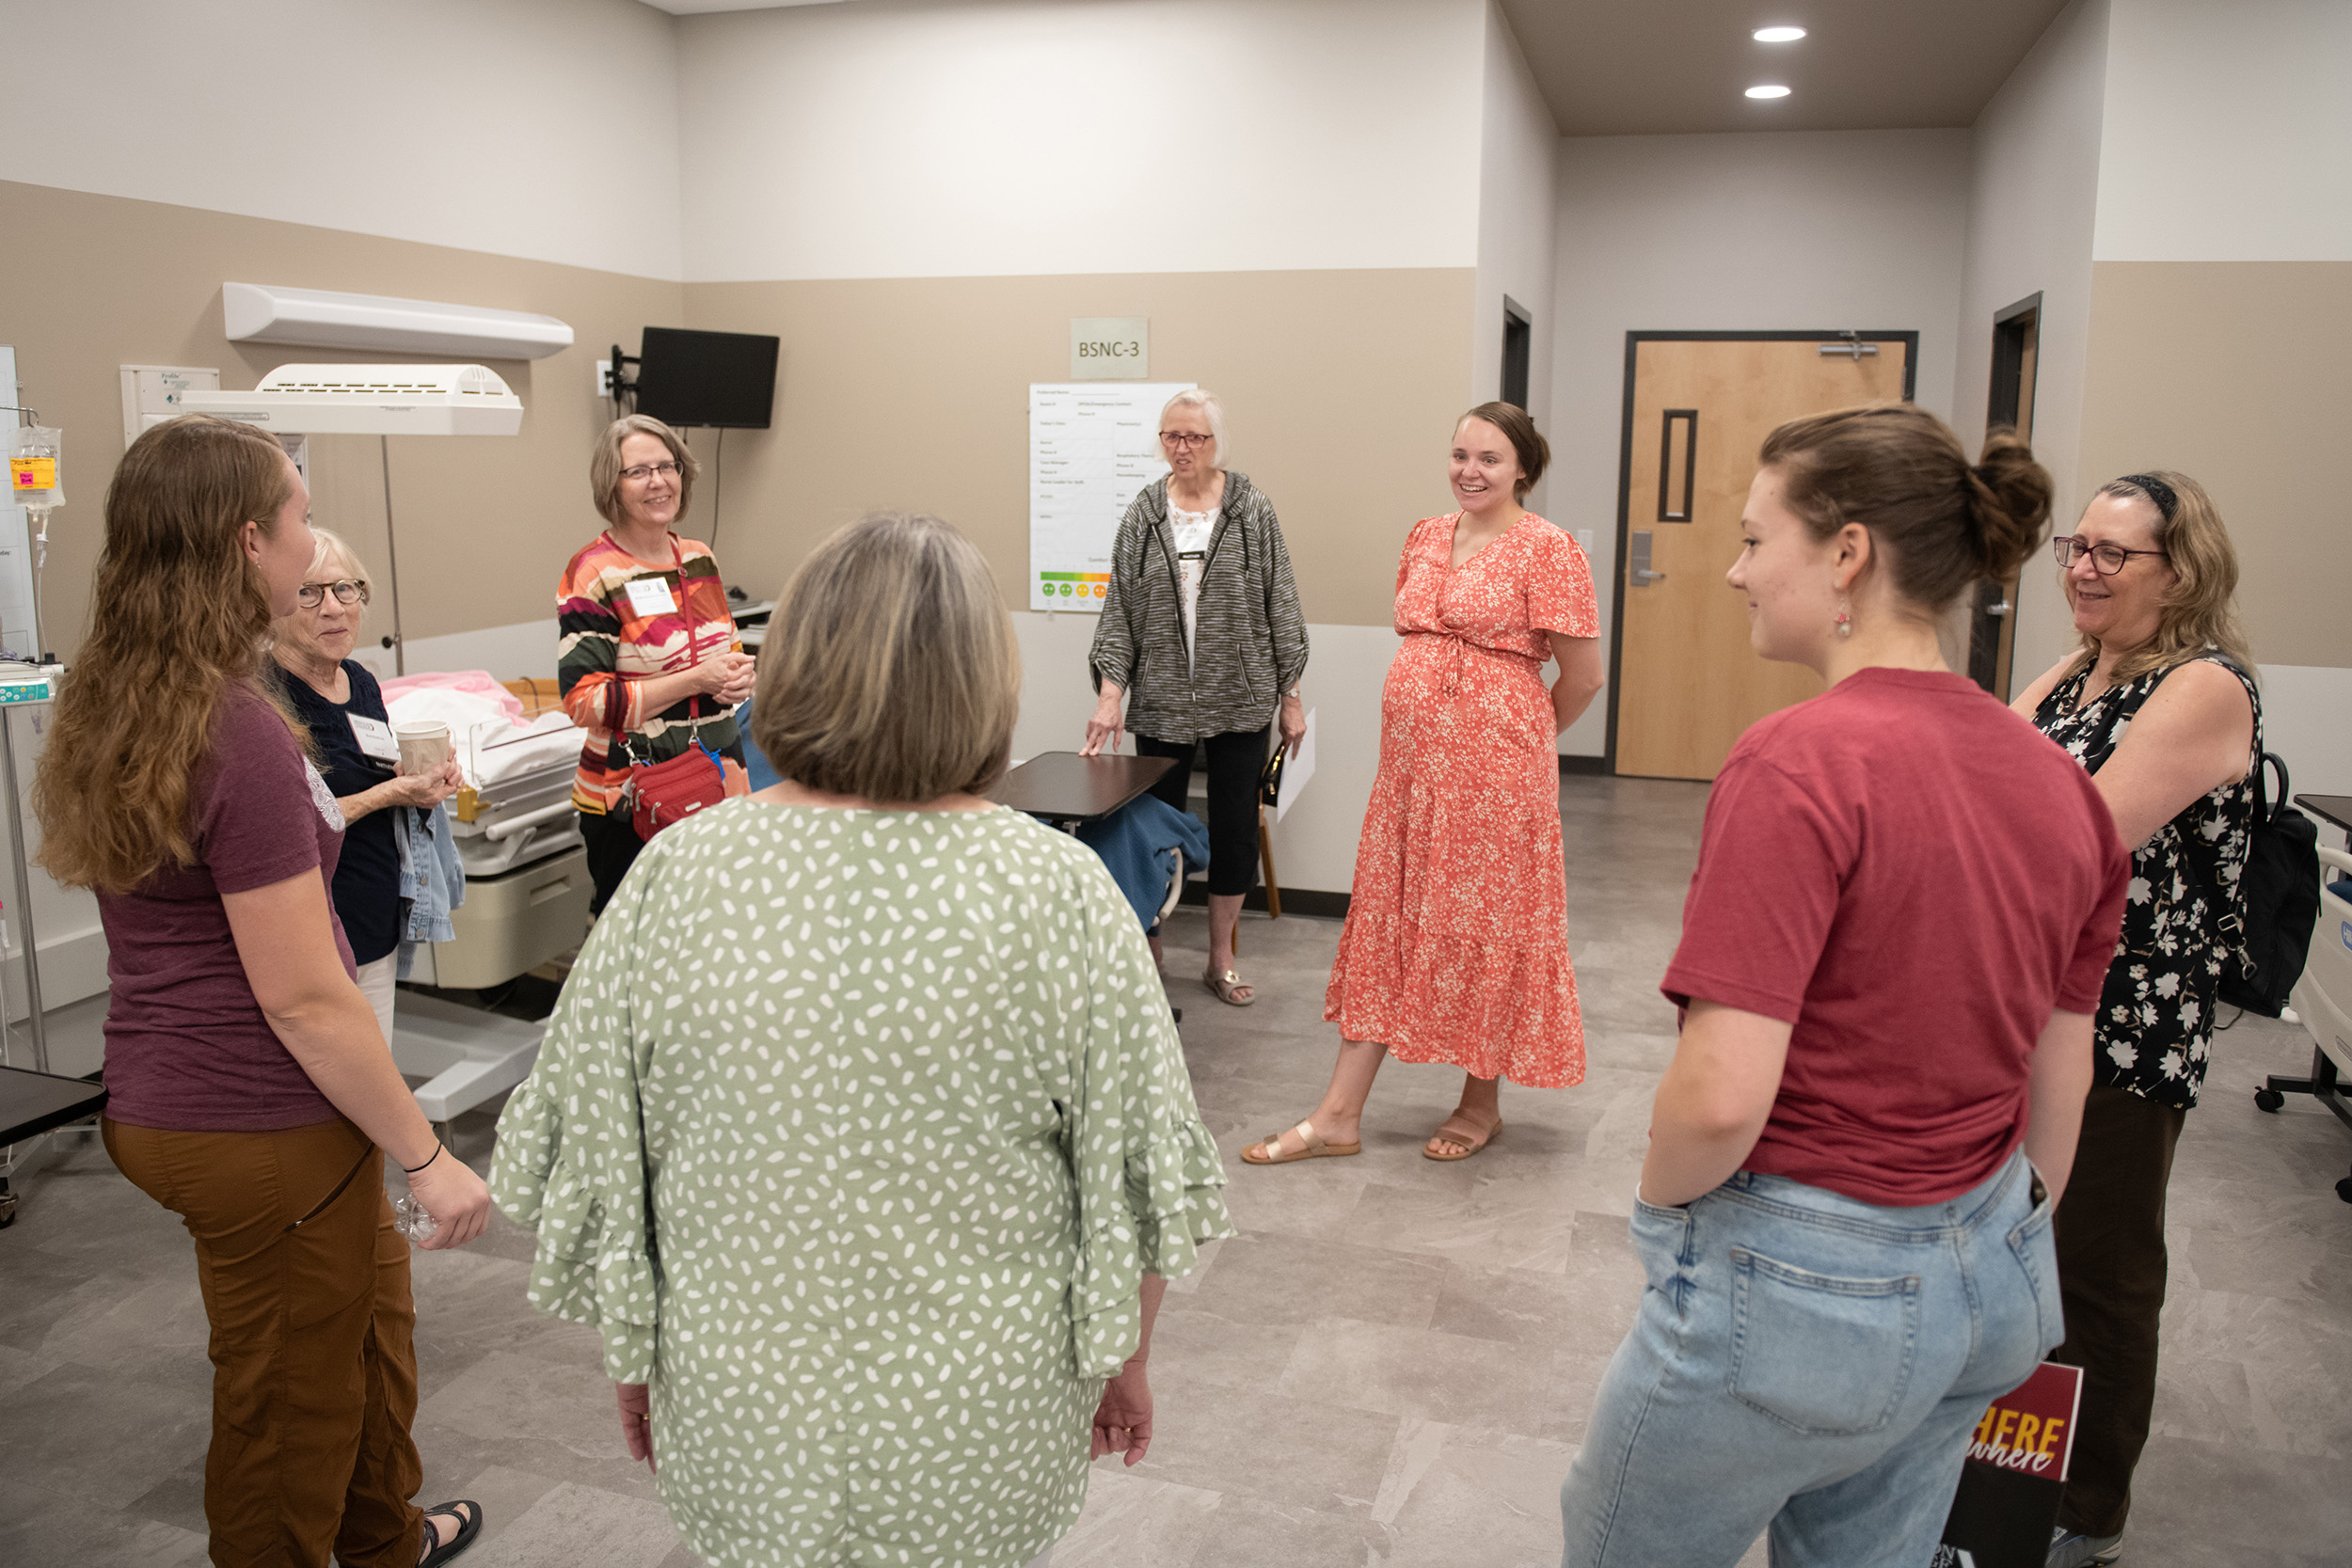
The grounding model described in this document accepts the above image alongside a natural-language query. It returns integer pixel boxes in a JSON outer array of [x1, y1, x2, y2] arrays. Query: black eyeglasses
[[620, 460, 682, 483], [297, 578, 370, 608], [1158, 432, 1214, 449], [2052, 535, 2166, 576]]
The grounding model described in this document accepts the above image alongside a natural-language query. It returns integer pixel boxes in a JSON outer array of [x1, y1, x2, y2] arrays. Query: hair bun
[[1965, 429, 2053, 580]]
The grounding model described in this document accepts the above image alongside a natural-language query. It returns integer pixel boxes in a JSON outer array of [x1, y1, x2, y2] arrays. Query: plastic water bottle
[[392, 1193, 437, 1243]]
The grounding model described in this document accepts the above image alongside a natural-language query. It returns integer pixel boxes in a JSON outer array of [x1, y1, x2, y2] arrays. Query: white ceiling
[[632, 0, 2074, 135], [635, 0, 846, 14], [1499, 0, 2074, 135]]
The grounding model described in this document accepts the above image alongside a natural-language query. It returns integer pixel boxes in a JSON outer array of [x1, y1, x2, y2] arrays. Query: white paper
[[1275, 707, 1315, 823], [1028, 381, 1193, 611]]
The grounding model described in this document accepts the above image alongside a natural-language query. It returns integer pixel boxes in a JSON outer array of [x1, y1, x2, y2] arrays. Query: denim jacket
[[393, 802, 466, 980]]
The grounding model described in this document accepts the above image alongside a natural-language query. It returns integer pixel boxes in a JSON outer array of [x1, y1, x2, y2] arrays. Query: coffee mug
[[394, 721, 452, 775]]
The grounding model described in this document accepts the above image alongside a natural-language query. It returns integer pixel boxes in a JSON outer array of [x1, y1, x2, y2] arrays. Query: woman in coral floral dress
[[1246, 404, 1605, 1166]]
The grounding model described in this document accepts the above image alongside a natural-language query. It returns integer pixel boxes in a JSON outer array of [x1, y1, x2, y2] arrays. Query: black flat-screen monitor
[[632, 326, 779, 429]]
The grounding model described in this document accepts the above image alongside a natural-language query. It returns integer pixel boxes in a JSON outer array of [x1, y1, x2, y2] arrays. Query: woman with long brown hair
[[37, 415, 491, 1568]]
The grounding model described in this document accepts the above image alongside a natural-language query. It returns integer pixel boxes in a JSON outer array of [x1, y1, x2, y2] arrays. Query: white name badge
[[625, 577, 678, 617], [347, 713, 400, 766]]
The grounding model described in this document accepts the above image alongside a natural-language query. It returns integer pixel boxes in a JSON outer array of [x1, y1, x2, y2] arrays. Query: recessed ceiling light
[[1746, 84, 1793, 99], [1754, 25, 1806, 43]]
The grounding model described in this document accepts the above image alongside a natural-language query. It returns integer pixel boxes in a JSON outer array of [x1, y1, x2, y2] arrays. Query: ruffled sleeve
[[1064, 854, 1235, 1377], [488, 867, 661, 1384]]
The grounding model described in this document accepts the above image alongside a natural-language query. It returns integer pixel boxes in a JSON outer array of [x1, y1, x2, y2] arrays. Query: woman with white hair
[[1083, 388, 1309, 1006], [270, 526, 464, 1041]]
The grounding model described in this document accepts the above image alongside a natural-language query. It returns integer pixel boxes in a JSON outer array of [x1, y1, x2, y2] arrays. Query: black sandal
[[419, 1500, 484, 1566]]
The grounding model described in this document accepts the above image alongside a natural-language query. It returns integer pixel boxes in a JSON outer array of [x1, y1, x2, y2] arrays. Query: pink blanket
[[379, 669, 525, 724]]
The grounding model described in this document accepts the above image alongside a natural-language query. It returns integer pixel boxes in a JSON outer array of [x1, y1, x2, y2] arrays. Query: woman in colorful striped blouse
[[559, 415, 756, 912]]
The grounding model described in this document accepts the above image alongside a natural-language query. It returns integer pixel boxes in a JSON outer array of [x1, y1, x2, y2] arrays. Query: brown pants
[[103, 1117, 424, 1568], [2048, 1083, 2188, 1540]]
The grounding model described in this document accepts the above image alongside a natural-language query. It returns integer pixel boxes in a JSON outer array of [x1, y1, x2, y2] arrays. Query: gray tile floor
[[4, 776, 2349, 1566]]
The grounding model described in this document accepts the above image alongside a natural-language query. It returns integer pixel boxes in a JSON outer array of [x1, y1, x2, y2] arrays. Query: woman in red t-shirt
[[1557, 405, 2130, 1568], [35, 416, 492, 1568]]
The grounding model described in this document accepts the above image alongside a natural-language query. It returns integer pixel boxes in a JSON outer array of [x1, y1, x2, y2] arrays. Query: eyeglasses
[[620, 460, 682, 483], [297, 578, 370, 608], [2051, 535, 2166, 576], [1159, 432, 1214, 449]]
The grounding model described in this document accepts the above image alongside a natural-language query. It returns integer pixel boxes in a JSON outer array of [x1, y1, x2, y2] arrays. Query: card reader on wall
[[179, 364, 524, 436]]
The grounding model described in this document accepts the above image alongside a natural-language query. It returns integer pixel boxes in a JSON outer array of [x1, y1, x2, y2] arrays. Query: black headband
[[2114, 472, 2178, 522]]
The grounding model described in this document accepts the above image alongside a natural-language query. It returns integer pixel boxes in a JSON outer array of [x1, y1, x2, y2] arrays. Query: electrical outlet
[[596, 360, 614, 398]]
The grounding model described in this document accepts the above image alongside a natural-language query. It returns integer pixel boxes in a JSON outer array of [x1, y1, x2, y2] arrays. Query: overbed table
[[986, 752, 1176, 828], [0, 1065, 107, 1227]]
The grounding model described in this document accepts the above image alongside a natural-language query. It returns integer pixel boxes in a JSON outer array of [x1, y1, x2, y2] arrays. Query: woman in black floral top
[[2012, 470, 2258, 1568]]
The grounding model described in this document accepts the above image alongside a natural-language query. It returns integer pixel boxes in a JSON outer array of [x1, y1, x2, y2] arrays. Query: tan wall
[[2076, 260, 2352, 671], [684, 270, 1476, 629], [0, 180, 684, 658], [2, 179, 1474, 658]]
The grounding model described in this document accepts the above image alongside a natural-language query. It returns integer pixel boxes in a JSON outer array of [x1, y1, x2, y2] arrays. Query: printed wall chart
[[1027, 381, 1192, 612]]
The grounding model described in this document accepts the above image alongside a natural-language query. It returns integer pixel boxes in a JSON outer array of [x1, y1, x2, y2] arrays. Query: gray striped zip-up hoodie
[[1088, 470, 1309, 745]]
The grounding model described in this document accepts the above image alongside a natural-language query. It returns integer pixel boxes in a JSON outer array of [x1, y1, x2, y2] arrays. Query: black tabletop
[[0, 1066, 106, 1146], [987, 752, 1177, 823], [2296, 795, 2352, 834]]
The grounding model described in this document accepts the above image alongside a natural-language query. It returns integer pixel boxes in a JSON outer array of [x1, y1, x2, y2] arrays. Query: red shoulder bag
[[618, 537, 731, 840]]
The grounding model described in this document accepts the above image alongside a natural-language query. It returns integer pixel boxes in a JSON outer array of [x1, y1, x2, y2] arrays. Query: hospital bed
[[383, 677, 596, 1128], [2261, 843, 2352, 1202]]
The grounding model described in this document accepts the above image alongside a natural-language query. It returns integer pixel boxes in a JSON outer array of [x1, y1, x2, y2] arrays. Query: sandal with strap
[[1242, 1119, 1361, 1165], [1203, 966, 1258, 1006], [419, 1500, 484, 1567], [1422, 1114, 1501, 1163]]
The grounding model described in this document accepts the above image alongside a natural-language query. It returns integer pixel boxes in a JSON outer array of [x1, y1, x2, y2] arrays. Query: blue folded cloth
[[737, 698, 782, 792], [1076, 794, 1211, 930]]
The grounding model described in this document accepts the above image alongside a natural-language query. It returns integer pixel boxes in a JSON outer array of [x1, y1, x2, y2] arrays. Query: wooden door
[[1968, 297, 2041, 697], [1613, 336, 1912, 781]]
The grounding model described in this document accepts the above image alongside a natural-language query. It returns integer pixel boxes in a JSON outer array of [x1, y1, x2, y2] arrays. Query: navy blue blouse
[[276, 660, 402, 966]]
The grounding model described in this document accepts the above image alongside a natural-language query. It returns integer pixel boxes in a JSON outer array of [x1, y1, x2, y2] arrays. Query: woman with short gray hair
[[561, 414, 755, 913], [269, 526, 463, 1043], [1083, 388, 1309, 1006], [496, 512, 1231, 1568]]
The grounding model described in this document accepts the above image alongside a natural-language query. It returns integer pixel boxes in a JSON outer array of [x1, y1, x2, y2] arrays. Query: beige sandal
[[1203, 966, 1257, 1006], [1422, 1115, 1501, 1162], [1242, 1119, 1361, 1165]]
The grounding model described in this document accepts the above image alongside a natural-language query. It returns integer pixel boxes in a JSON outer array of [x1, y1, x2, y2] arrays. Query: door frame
[[1601, 329, 1921, 771]]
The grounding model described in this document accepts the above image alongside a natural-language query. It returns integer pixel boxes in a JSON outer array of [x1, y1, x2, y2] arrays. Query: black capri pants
[[1135, 726, 1267, 898]]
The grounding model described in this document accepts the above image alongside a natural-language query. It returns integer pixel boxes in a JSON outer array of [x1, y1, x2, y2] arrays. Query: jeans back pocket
[[1728, 1247, 1922, 1436], [2006, 1190, 2064, 1361]]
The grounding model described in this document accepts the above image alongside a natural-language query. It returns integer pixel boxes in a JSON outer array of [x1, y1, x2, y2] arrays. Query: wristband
[[403, 1143, 444, 1176]]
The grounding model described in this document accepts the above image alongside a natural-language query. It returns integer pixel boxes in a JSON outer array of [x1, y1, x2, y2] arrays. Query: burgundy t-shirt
[[100, 682, 358, 1131], [1661, 668, 2129, 1206]]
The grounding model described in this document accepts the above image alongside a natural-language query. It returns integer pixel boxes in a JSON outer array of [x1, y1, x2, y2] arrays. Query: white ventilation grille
[[255, 364, 516, 399]]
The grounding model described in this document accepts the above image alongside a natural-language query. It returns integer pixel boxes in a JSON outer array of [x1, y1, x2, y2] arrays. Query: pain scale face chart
[[1028, 382, 1193, 611]]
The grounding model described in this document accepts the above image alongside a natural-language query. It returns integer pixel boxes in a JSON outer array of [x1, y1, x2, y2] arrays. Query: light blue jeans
[[1560, 1151, 2061, 1568]]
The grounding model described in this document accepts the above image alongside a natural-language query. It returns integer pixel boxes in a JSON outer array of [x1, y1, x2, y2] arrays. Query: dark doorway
[[1502, 296, 1531, 410], [1967, 293, 2041, 697]]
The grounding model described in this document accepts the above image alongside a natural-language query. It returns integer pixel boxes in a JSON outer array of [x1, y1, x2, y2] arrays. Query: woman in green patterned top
[[491, 513, 1232, 1568]]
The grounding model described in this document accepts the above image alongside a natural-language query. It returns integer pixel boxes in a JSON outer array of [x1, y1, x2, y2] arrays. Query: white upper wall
[[1953, 0, 2109, 684], [2093, 0, 2352, 261], [675, 0, 1486, 281], [1472, 0, 1559, 459], [0, 0, 685, 279], [1547, 127, 1974, 754]]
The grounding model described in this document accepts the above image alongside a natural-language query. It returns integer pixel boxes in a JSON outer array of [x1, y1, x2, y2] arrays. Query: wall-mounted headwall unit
[[223, 282, 574, 361], [180, 365, 524, 436]]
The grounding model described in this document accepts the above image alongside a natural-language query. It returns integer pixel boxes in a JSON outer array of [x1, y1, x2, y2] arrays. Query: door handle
[[1629, 531, 1667, 586]]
